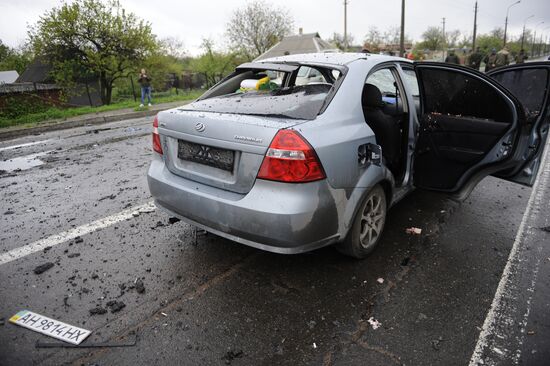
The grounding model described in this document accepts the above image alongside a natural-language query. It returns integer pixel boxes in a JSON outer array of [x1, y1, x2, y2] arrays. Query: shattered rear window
[[182, 65, 341, 120], [184, 84, 332, 120], [491, 68, 549, 121]]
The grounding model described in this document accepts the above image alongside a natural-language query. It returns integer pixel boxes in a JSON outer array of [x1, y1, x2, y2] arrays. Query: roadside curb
[[0, 101, 189, 141]]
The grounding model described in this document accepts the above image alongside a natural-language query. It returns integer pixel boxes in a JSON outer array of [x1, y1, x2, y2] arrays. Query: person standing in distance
[[445, 49, 460, 64], [467, 47, 483, 70], [138, 68, 152, 107]]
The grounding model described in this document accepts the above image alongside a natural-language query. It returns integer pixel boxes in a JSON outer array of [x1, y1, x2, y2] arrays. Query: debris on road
[[89, 307, 107, 315], [367, 317, 382, 330], [406, 227, 422, 235], [33, 262, 54, 275], [431, 336, 444, 351], [540, 226, 550, 233], [9, 310, 91, 345], [221, 349, 244, 365], [106, 300, 126, 313], [168, 217, 181, 224], [98, 194, 117, 201], [74, 236, 84, 244], [313, 342, 317, 349], [376, 278, 384, 284], [135, 279, 146, 294], [67, 253, 80, 258]]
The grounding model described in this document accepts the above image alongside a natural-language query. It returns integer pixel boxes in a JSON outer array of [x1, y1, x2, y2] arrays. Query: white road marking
[[0, 140, 52, 152], [0, 201, 156, 266], [469, 140, 550, 365]]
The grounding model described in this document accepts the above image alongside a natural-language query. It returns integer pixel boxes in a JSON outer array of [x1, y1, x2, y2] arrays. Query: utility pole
[[399, 0, 405, 57], [343, 0, 349, 51], [472, 1, 478, 50], [442, 17, 446, 61]]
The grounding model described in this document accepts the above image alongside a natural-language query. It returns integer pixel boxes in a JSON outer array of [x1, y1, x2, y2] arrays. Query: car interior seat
[[361, 83, 402, 173]]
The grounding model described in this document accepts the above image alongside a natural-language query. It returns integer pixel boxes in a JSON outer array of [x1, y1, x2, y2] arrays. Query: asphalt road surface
[[1, 116, 549, 366]]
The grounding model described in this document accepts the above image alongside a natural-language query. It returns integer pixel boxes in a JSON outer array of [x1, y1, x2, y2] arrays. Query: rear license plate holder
[[177, 140, 234, 171]]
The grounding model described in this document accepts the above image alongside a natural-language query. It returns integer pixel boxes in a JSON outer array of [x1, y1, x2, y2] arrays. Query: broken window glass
[[491, 68, 549, 122], [418, 68, 513, 123]]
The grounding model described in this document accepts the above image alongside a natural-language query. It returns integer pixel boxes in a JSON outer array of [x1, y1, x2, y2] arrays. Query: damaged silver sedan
[[148, 53, 550, 258]]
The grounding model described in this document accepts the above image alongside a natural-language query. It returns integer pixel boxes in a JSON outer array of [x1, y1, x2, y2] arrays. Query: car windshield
[[181, 64, 342, 120]]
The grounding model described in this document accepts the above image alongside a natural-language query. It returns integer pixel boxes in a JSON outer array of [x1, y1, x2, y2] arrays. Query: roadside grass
[[0, 90, 203, 129]]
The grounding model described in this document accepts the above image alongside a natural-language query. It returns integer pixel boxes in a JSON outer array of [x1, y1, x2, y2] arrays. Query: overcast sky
[[1, 0, 549, 54]]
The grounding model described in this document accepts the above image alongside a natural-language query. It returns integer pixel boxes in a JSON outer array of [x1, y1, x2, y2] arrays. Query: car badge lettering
[[234, 135, 263, 144], [195, 122, 206, 132]]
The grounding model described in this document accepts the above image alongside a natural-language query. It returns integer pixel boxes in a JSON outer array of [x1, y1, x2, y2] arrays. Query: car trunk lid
[[157, 108, 306, 194]]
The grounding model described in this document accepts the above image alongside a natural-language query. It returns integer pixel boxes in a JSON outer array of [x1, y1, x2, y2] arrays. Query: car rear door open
[[412, 62, 527, 200]]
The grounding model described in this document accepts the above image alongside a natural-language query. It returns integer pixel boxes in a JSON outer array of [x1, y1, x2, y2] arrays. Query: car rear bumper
[[147, 159, 342, 254]]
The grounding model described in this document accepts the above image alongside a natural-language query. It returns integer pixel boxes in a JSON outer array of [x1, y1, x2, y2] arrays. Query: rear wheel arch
[[337, 183, 388, 258], [340, 176, 393, 240]]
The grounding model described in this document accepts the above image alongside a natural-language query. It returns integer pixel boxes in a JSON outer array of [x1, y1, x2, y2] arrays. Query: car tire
[[337, 185, 387, 259]]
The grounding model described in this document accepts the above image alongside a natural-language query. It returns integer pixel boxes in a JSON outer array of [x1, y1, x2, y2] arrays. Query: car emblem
[[195, 122, 206, 132]]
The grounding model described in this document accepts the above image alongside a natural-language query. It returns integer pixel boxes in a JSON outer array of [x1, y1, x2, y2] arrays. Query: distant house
[[17, 58, 102, 107], [255, 30, 340, 61], [0, 70, 19, 84]]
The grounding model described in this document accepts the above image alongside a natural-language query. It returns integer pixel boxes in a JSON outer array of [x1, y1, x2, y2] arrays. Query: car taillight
[[257, 130, 325, 183], [152, 115, 163, 155]]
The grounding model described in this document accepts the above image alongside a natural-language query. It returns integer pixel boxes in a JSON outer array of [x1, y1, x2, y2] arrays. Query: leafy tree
[[417, 26, 444, 50], [29, 0, 158, 104], [226, 0, 293, 60], [0, 40, 32, 74], [476, 34, 502, 53], [191, 39, 241, 88]]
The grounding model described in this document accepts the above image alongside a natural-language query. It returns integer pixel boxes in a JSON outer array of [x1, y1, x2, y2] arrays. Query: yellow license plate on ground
[[9, 310, 91, 345]]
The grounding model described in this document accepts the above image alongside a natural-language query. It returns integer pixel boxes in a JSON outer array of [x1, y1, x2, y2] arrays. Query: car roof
[[258, 52, 408, 67]]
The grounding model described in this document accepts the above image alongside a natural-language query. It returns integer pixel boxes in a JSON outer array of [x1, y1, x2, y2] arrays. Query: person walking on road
[[138, 68, 152, 107], [515, 49, 528, 64], [484, 49, 498, 72], [445, 49, 460, 64], [495, 47, 510, 68], [467, 47, 483, 70]]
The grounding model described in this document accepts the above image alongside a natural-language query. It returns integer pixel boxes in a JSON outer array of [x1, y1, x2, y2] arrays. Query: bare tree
[[364, 26, 382, 45], [328, 32, 355, 51], [161, 37, 187, 60], [383, 26, 401, 46], [226, 0, 294, 60], [446, 29, 462, 48]]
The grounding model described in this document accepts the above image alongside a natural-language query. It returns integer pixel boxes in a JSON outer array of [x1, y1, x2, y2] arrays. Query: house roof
[[255, 33, 340, 61], [16, 59, 53, 83], [0, 70, 19, 84]]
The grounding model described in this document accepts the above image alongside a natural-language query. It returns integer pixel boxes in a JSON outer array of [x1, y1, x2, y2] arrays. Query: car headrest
[[362, 83, 384, 108]]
